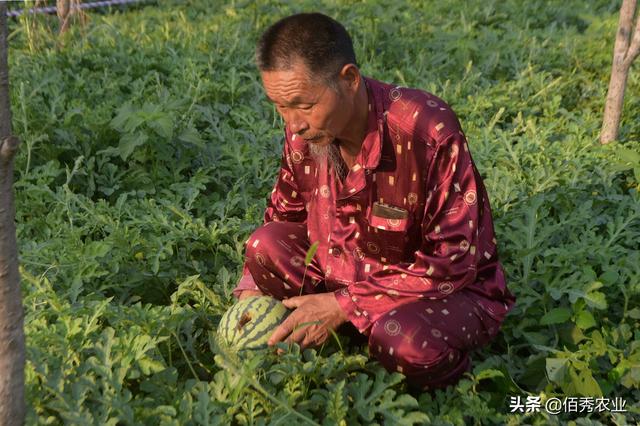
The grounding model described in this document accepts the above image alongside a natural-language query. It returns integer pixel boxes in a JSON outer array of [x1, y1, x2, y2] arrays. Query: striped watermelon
[[217, 296, 290, 351]]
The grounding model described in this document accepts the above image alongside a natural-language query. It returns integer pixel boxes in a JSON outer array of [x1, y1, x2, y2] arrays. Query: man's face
[[260, 62, 354, 150]]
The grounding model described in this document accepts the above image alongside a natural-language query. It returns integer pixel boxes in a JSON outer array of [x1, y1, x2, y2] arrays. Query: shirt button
[[332, 247, 342, 257]]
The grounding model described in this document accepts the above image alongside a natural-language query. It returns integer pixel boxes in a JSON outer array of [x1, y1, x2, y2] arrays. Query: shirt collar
[[358, 76, 385, 171]]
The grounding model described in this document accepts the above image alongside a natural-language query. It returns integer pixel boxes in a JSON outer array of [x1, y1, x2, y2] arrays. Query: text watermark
[[509, 396, 627, 415]]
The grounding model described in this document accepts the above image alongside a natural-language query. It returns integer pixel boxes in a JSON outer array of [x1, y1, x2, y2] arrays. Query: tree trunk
[[0, 3, 26, 426], [600, 0, 640, 144]]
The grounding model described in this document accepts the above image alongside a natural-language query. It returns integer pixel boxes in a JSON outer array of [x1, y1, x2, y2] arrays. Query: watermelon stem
[[171, 330, 200, 381], [293, 320, 322, 330], [328, 328, 344, 353], [300, 241, 320, 296]]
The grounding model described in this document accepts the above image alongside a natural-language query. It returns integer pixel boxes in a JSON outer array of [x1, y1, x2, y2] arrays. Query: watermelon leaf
[[540, 307, 571, 325], [546, 357, 568, 383]]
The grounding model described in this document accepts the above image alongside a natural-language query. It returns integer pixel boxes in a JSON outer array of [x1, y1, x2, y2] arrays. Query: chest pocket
[[363, 204, 412, 263]]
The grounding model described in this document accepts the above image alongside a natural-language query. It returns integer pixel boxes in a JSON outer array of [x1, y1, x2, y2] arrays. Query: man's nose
[[285, 110, 309, 135]]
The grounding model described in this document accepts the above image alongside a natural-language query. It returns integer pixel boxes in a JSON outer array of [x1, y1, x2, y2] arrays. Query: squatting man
[[232, 12, 516, 390]]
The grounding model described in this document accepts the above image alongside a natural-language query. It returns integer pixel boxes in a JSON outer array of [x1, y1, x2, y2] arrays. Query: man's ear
[[338, 63, 361, 93]]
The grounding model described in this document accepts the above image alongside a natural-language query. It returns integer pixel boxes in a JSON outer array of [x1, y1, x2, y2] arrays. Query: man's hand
[[268, 293, 349, 351], [238, 289, 264, 300]]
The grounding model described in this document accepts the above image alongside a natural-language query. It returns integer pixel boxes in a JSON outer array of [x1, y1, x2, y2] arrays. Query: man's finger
[[287, 320, 319, 346], [281, 295, 304, 309], [301, 333, 318, 350], [268, 315, 296, 346], [285, 326, 308, 347]]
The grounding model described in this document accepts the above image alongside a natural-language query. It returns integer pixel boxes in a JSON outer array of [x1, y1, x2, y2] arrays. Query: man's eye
[[299, 104, 313, 111]]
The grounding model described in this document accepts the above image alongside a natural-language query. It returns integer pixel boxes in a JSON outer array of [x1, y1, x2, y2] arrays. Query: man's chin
[[308, 136, 333, 156], [308, 142, 328, 158], [307, 139, 346, 180]]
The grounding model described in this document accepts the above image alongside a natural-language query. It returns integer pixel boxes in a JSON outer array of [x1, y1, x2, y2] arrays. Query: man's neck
[[337, 80, 370, 162]]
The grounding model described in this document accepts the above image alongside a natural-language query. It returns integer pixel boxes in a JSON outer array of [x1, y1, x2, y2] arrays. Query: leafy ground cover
[[7, 0, 640, 424]]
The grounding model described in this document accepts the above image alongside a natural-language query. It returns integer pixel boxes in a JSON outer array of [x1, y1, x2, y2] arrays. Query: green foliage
[[7, 0, 640, 424]]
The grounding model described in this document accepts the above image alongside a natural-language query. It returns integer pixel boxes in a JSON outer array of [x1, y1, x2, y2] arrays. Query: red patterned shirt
[[234, 76, 516, 335]]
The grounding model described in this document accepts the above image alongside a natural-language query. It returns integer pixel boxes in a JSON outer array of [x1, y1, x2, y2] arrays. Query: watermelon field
[[6, 0, 640, 424]]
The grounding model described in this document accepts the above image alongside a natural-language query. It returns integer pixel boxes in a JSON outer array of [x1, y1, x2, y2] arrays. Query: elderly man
[[232, 12, 516, 390]]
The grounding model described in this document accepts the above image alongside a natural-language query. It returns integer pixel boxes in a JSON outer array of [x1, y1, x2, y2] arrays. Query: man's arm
[[334, 130, 495, 333], [232, 134, 307, 298]]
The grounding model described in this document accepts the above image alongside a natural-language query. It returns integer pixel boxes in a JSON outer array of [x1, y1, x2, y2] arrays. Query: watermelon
[[217, 296, 290, 351]]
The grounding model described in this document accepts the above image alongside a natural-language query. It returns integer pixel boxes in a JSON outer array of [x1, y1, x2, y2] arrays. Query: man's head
[[256, 12, 357, 87], [256, 13, 365, 173]]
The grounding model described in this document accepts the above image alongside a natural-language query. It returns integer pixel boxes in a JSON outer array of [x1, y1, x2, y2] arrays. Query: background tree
[[600, 0, 640, 144], [0, 3, 26, 425]]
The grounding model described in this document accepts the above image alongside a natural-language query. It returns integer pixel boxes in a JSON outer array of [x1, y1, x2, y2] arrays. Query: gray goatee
[[309, 142, 348, 182]]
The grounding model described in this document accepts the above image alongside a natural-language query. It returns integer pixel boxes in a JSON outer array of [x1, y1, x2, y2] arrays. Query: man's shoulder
[[368, 78, 463, 146]]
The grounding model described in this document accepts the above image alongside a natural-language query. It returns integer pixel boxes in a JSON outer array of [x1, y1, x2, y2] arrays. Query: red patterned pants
[[242, 221, 501, 390]]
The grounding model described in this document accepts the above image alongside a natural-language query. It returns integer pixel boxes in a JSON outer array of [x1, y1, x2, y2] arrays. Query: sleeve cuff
[[232, 272, 259, 299], [334, 286, 372, 335]]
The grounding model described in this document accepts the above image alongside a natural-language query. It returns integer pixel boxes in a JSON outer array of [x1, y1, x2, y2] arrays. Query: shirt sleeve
[[232, 134, 307, 298], [262, 134, 308, 224], [334, 131, 485, 333]]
